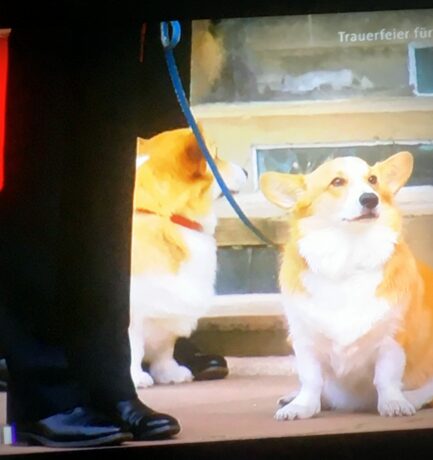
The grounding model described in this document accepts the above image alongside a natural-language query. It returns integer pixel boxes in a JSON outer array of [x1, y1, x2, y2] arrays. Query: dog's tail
[[404, 378, 433, 409]]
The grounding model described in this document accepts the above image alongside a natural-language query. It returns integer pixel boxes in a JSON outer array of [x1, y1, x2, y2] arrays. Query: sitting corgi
[[130, 127, 247, 387], [260, 152, 433, 419]]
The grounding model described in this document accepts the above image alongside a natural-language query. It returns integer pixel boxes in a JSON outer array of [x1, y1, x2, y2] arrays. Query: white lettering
[[336, 26, 430, 43], [338, 31, 346, 42]]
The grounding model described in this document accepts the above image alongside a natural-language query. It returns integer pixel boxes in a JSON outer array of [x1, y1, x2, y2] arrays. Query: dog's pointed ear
[[136, 155, 150, 169], [183, 129, 208, 177], [136, 137, 149, 154], [260, 172, 305, 209], [136, 138, 151, 169], [375, 151, 413, 194]]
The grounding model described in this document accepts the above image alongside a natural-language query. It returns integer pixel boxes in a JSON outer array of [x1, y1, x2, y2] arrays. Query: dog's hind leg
[[129, 323, 154, 388], [147, 327, 193, 385], [404, 377, 433, 410]]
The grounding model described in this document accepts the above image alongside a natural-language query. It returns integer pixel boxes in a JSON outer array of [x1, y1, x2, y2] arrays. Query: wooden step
[[191, 294, 292, 356]]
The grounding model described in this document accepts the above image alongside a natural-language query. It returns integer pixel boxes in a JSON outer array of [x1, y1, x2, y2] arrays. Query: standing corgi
[[130, 127, 247, 388], [260, 152, 433, 419]]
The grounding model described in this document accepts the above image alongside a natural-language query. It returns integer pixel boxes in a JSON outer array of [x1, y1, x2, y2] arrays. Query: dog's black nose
[[242, 168, 249, 179], [359, 192, 379, 209]]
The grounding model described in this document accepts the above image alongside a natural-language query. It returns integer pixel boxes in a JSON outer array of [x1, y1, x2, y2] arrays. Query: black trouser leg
[[53, 22, 153, 407], [0, 24, 91, 423], [57, 131, 138, 407], [0, 283, 87, 424], [0, 21, 159, 421]]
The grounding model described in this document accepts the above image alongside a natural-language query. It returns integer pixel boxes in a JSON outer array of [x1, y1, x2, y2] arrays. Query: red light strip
[[0, 30, 10, 191]]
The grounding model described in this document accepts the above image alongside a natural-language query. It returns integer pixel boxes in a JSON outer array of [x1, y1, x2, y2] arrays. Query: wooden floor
[[1, 365, 433, 458]]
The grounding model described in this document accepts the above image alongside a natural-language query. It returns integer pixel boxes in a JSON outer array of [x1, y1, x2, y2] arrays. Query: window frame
[[408, 41, 433, 97], [252, 139, 433, 192]]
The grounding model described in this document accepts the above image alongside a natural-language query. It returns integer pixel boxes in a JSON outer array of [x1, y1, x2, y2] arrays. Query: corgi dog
[[260, 152, 433, 419], [129, 127, 247, 388]]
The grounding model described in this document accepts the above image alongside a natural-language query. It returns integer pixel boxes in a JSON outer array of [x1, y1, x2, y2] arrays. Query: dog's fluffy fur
[[129, 127, 246, 387], [260, 152, 433, 419]]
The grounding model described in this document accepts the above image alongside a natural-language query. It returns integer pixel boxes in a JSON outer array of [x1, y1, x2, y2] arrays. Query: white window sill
[[192, 97, 433, 119]]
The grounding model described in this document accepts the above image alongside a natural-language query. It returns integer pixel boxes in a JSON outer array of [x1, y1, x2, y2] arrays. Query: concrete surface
[[0, 357, 432, 456]]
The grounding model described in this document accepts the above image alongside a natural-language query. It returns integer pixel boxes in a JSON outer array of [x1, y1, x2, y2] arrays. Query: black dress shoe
[[173, 338, 229, 381], [16, 406, 133, 448], [107, 398, 180, 440]]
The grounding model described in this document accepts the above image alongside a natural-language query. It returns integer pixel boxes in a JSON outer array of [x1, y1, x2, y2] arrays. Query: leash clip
[[160, 21, 181, 49]]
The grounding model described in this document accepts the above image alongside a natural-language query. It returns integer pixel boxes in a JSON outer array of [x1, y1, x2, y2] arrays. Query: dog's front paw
[[131, 369, 154, 389], [378, 397, 416, 417], [151, 360, 193, 385], [275, 400, 320, 421]]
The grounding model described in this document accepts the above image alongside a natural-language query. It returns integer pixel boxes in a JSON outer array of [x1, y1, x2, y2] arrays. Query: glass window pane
[[215, 247, 280, 295], [256, 143, 433, 186]]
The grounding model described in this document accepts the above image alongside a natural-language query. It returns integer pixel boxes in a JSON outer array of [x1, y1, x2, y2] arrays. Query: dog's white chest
[[130, 228, 217, 319], [286, 223, 398, 348], [176, 227, 217, 300], [284, 271, 398, 388], [285, 269, 393, 349]]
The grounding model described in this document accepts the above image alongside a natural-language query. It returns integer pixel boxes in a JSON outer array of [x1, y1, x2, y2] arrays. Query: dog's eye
[[368, 175, 378, 185], [330, 177, 346, 187]]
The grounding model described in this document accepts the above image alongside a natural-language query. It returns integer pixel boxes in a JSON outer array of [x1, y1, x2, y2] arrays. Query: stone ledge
[[195, 294, 289, 355], [191, 328, 291, 357], [226, 356, 296, 377]]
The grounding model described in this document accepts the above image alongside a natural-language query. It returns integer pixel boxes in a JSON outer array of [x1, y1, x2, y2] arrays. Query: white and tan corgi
[[129, 127, 247, 388], [260, 152, 433, 419]]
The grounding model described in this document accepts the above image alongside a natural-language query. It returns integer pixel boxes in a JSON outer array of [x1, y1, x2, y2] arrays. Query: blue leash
[[160, 21, 274, 247]]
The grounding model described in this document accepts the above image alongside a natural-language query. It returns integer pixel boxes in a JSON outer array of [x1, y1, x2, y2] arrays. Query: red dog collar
[[135, 209, 203, 232]]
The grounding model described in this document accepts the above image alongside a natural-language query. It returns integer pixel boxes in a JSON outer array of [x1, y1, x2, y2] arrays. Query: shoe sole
[[17, 431, 133, 448], [134, 424, 181, 441], [193, 366, 229, 381]]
